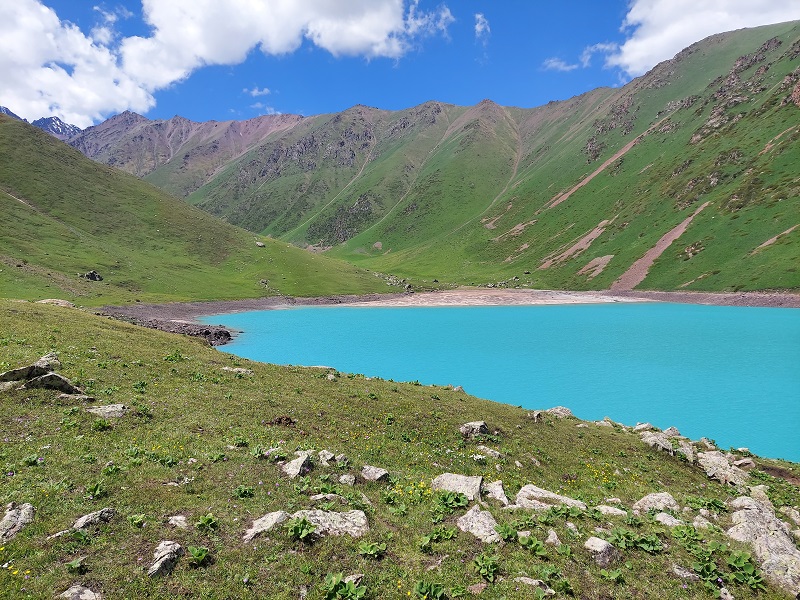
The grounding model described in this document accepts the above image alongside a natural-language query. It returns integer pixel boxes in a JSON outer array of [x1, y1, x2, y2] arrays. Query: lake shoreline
[[100, 287, 800, 346]]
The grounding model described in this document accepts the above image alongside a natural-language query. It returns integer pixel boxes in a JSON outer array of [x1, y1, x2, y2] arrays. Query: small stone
[[655, 512, 684, 527], [595, 419, 613, 427], [672, 564, 700, 581], [334, 454, 348, 466], [147, 541, 183, 577], [719, 587, 735, 600], [361, 465, 389, 482], [243, 511, 290, 542], [632, 492, 679, 514], [0, 502, 35, 541], [594, 505, 627, 517], [73, 507, 115, 529], [476, 445, 502, 459], [459, 421, 489, 438], [733, 458, 756, 470], [467, 582, 487, 594], [168, 515, 188, 529], [545, 529, 561, 546], [222, 366, 253, 375], [513, 577, 555, 594], [566, 522, 578, 534], [575, 423, 589, 428], [58, 585, 102, 600], [584, 536, 619, 567], [339, 474, 355, 486], [310, 493, 348, 505], [58, 393, 94, 402], [514, 460, 523, 468], [693, 515, 713, 529], [457, 505, 499, 543], [282, 454, 311, 479], [255, 241, 265, 247], [344, 573, 364, 585], [318, 450, 335, 465], [85, 404, 127, 418]]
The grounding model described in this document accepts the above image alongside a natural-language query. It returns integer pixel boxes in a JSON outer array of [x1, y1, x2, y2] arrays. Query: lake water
[[200, 303, 800, 462]]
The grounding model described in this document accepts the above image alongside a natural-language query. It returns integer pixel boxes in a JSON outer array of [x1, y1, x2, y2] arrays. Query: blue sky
[[2, 1, 800, 127]]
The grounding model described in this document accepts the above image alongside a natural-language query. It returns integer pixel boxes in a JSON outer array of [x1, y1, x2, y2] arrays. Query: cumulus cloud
[[580, 42, 618, 68], [0, 0, 454, 126], [541, 57, 579, 72], [607, 0, 800, 76], [474, 13, 490, 44]]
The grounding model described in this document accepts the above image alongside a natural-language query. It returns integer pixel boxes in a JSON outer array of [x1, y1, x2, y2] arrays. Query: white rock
[[698, 451, 749, 486], [482, 480, 509, 506], [594, 505, 627, 517], [339, 474, 356, 486], [432, 473, 482, 501], [282, 454, 311, 479], [85, 404, 127, 418], [73, 508, 115, 530], [459, 421, 488, 437], [584, 536, 619, 567], [633, 422, 654, 432], [456, 505, 499, 543], [513, 577, 555, 594], [361, 465, 389, 482], [291, 509, 369, 537], [632, 492, 679, 514], [58, 585, 102, 600], [655, 512, 684, 527], [318, 450, 335, 465], [545, 406, 573, 418], [693, 515, 713, 529], [168, 515, 188, 529], [147, 541, 183, 577], [515, 484, 586, 510], [662, 426, 682, 438], [476, 445, 502, 459], [545, 529, 561, 546], [0, 502, 35, 541], [243, 511, 290, 542]]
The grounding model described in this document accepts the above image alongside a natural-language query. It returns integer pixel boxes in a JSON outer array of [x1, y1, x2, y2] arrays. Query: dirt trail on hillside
[[750, 224, 799, 255], [611, 202, 711, 291]]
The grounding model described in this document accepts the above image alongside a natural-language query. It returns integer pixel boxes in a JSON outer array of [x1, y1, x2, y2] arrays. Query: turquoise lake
[[200, 303, 800, 462]]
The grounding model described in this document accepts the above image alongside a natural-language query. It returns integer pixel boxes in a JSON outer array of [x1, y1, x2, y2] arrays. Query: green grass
[[0, 117, 393, 305], [1, 300, 798, 598]]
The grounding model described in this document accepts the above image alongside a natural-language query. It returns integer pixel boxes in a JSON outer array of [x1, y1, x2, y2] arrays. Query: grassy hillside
[[76, 22, 799, 293], [1, 300, 799, 598], [0, 116, 391, 305]]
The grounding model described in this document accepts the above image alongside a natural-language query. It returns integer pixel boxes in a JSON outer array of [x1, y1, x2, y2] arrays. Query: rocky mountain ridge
[[0, 106, 82, 140]]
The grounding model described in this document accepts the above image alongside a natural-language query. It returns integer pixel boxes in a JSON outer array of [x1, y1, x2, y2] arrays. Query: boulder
[[243, 511, 290, 542], [693, 515, 713, 529], [255, 241, 265, 247], [0, 502, 35, 541], [676, 441, 696, 463], [733, 457, 756, 470], [291, 509, 369, 538], [147, 541, 183, 577], [726, 496, 800, 596], [361, 465, 389, 482], [456, 505, 500, 543], [318, 450, 335, 466], [672, 564, 700, 581], [459, 421, 488, 438], [22, 372, 82, 394], [0, 352, 61, 382], [58, 585, 102, 599], [513, 485, 586, 510], [482, 480, 509, 506], [662, 426, 682, 438], [282, 454, 311, 479], [632, 492, 679, 514], [85, 404, 127, 418], [545, 406, 573, 418], [431, 473, 482, 501], [640, 431, 674, 454], [633, 422, 655, 432], [698, 451, 749, 486], [584, 536, 619, 567], [338, 474, 355, 486]]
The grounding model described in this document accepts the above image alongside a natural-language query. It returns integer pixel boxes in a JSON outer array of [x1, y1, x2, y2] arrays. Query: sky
[[2, 1, 800, 128]]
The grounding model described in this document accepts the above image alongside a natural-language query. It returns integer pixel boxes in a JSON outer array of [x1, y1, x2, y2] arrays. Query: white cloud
[[0, 0, 454, 126], [474, 13, 490, 44], [542, 57, 579, 72], [580, 42, 617, 68], [607, 0, 800, 76], [245, 86, 271, 97]]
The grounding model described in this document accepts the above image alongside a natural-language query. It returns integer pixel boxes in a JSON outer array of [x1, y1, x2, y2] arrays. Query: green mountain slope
[[70, 22, 800, 292], [0, 117, 391, 304]]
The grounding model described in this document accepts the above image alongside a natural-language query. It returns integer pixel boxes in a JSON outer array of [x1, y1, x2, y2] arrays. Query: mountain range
[[0, 106, 82, 140], [3, 20, 799, 295]]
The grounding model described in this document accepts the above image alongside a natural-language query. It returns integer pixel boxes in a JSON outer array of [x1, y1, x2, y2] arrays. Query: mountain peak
[[31, 116, 82, 140]]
